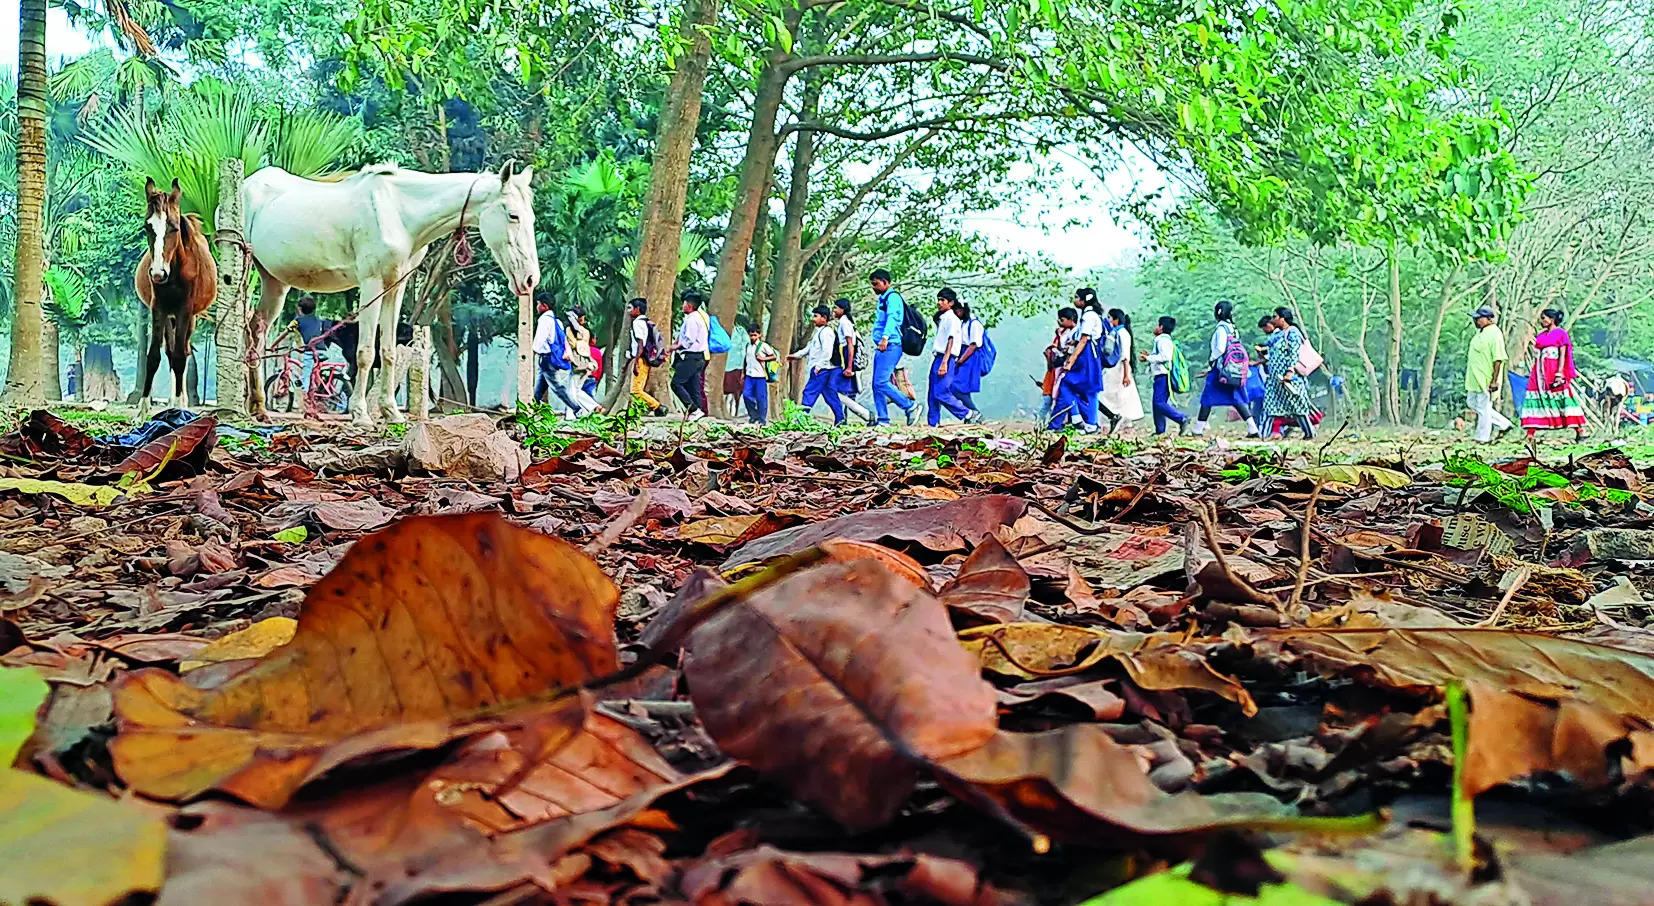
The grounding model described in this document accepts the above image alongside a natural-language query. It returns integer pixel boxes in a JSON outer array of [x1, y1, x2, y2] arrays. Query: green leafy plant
[[1443, 455, 1633, 513]]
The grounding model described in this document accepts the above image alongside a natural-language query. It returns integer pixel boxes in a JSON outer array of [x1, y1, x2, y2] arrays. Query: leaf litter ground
[[7, 408, 1654, 904]]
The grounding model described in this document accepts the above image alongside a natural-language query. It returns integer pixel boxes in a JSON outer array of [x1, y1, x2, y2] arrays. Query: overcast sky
[[1, 11, 1156, 273]]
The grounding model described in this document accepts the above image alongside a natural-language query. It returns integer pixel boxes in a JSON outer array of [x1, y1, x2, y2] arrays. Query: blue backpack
[[707, 314, 732, 355], [975, 324, 997, 376]]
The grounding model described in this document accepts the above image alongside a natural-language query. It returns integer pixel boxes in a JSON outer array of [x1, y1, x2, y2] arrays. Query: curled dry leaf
[[938, 536, 1031, 626], [722, 494, 1029, 568], [110, 514, 619, 807], [959, 623, 1258, 716], [685, 558, 998, 830], [1258, 628, 1654, 794], [113, 415, 218, 478], [935, 725, 1294, 843]]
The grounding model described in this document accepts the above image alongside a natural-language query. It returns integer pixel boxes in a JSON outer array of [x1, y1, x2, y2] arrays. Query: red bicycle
[[265, 350, 352, 414]]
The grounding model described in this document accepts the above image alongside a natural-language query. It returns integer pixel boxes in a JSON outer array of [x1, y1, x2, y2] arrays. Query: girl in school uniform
[[1047, 295, 1105, 434], [928, 289, 974, 427], [952, 301, 987, 422], [832, 298, 876, 425]]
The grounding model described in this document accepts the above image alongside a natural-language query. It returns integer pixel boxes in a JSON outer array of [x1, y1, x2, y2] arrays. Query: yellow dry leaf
[[0, 477, 123, 508], [180, 617, 298, 673], [0, 770, 166, 906], [1295, 464, 1411, 489]]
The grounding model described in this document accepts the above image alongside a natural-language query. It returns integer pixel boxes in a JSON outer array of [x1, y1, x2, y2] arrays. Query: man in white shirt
[[1141, 315, 1188, 435], [928, 290, 973, 427], [624, 297, 663, 414], [669, 290, 710, 420], [789, 304, 847, 424], [531, 297, 584, 415]]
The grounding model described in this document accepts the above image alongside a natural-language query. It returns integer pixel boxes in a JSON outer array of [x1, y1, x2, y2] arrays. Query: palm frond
[[43, 268, 95, 335], [267, 108, 361, 178], [677, 232, 711, 275]]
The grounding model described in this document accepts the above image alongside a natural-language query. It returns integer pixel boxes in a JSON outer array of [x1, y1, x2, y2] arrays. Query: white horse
[[242, 161, 539, 425]]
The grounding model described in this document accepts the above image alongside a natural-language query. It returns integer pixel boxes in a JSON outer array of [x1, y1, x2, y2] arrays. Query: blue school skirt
[[1200, 368, 1248, 408], [954, 350, 984, 393], [1062, 340, 1103, 394]]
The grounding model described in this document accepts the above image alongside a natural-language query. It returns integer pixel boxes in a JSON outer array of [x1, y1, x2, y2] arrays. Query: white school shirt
[[798, 325, 836, 371], [933, 310, 963, 355], [630, 317, 650, 358], [532, 311, 557, 355], [1079, 309, 1105, 340], [1148, 333, 1176, 377], [963, 319, 985, 349], [744, 341, 773, 378], [677, 309, 709, 355]]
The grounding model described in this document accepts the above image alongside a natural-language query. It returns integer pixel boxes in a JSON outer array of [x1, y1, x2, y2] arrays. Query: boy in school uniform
[[1141, 315, 1188, 435], [742, 325, 778, 425], [790, 305, 848, 425]]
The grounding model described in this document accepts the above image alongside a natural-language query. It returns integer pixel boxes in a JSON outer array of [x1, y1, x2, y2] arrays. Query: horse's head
[[143, 177, 184, 284], [478, 161, 540, 298]]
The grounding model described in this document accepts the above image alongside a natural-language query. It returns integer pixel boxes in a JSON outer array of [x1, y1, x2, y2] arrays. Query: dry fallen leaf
[[1259, 628, 1654, 793], [179, 617, 297, 672], [110, 513, 620, 807], [722, 494, 1029, 568], [938, 537, 1030, 625], [0, 770, 168, 906], [960, 623, 1258, 716], [686, 558, 998, 830], [935, 725, 1293, 842]]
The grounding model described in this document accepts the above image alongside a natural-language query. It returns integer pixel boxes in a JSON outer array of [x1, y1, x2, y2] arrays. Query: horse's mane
[[181, 212, 205, 241], [313, 162, 401, 183]]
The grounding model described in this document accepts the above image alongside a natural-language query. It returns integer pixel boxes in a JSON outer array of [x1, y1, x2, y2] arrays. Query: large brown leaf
[[938, 536, 1030, 625], [1257, 628, 1654, 793], [959, 623, 1258, 716], [721, 494, 1028, 568], [685, 559, 998, 830], [113, 415, 218, 477], [935, 725, 1294, 843], [681, 846, 1010, 906], [110, 513, 619, 807]]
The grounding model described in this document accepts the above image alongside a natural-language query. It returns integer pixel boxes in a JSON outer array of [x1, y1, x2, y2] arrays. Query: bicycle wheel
[[264, 372, 297, 413], [328, 377, 353, 414]]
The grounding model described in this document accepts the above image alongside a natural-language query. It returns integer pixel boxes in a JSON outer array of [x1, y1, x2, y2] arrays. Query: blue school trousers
[[1152, 373, 1187, 434], [872, 344, 914, 423], [742, 375, 769, 424], [801, 368, 846, 424], [928, 354, 971, 427]]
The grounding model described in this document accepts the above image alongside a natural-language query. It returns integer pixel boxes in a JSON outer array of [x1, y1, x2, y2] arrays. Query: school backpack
[[641, 318, 668, 368], [707, 314, 732, 355], [1097, 323, 1123, 369], [975, 325, 997, 376], [1169, 342, 1192, 394], [898, 302, 928, 357], [1215, 323, 1249, 387]]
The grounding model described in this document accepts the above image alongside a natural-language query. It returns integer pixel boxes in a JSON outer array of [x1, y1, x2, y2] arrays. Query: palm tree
[[80, 80, 361, 231], [3, 0, 49, 404]]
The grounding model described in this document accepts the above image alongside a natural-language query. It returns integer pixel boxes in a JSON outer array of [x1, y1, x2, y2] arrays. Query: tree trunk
[[1410, 266, 1461, 427], [464, 322, 480, 406], [130, 306, 148, 404], [214, 158, 252, 415], [3, 0, 48, 405], [1357, 289, 1382, 424], [40, 320, 61, 400], [1384, 241, 1403, 424], [83, 343, 120, 401], [630, 0, 719, 406], [748, 211, 774, 330], [435, 303, 467, 404], [705, 52, 793, 414], [764, 78, 820, 421]]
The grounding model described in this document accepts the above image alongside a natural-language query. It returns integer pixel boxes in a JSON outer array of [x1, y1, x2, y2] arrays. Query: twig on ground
[[1314, 420, 1350, 466], [1188, 501, 1280, 609], [584, 488, 650, 555], [1289, 480, 1325, 614], [1477, 565, 1532, 628], [1026, 499, 1120, 536], [1112, 466, 1164, 522]]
